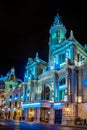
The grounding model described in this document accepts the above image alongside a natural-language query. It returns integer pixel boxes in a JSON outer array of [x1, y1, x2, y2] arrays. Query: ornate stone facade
[[2, 14, 87, 125], [22, 14, 87, 125]]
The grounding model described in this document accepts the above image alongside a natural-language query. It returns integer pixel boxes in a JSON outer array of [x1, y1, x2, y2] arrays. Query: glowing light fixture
[[13, 108, 16, 111], [78, 96, 82, 103], [9, 98, 12, 102], [21, 96, 23, 99], [59, 85, 66, 90], [27, 93, 29, 97], [14, 97, 18, 100], [83, 79, 87, 86], [8, 108, 10, 111]]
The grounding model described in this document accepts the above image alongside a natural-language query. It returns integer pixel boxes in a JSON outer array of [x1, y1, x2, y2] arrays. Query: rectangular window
[[9, 102, 11, 107], [10, 95, 12, 98], [77, 53, 79, 62], [66, 51, 69, 58], [60, 90, 65, 101], [59, 53, 65, 64], [15, 101, 17, 107], [62, 54, 65, 62]]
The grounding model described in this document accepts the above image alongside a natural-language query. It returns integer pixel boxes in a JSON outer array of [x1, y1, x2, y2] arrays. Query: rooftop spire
[[84, 44, 87, 51], [53, 13, 62, 25], [36, 52, 38, 58], [68, 30, 75, 41], [11, 67, 15, 74], [35, 52, 39, 62]]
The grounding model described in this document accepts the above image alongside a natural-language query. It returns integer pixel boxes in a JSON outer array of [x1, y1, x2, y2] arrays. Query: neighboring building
[[22, 53, 47, 122], [0, 80, 5, 105], [22, 14, 87, 125], [2, 67, 22, 119], [0, 75, 6, 118]]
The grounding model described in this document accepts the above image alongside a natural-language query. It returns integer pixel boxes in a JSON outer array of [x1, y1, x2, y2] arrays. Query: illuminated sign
[[42, 102, 51, 108], [22, 103, 42, 109], [52, 103, 63, 109]]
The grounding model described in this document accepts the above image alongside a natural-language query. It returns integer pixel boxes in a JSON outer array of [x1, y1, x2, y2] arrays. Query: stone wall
[[62, 103, 77, 125], [78, 103, 87, 119]]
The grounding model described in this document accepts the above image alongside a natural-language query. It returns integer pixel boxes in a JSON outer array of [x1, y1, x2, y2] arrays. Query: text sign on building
[[22, 103, 42, 109], [42, 102, 51, 108]]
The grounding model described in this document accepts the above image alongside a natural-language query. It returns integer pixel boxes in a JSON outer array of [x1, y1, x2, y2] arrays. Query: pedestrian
[[19, 116, 21, 121], [83, 118, 86, 126]]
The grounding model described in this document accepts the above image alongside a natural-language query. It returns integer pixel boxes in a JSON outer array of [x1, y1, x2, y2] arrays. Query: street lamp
[[48, 111, 50, 114], [66, 103, 70, 113]]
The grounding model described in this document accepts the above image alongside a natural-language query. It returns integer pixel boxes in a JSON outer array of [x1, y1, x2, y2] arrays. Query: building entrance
[[55, 109, 62, 124], [28, 108, 35, 122], [40, 108, 50, 123]]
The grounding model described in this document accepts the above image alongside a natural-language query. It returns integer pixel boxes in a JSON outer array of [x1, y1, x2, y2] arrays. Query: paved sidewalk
[[60, 124, 87, 129], [4, 119, 87, 129]]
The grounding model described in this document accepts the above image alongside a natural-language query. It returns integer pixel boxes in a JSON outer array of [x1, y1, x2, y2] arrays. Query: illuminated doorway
[[28, 108, 35, 122], [40, 108, 50, 123]]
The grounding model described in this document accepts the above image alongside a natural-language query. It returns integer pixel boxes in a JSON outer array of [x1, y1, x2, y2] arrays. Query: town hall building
[[3, 14, 87, 125]]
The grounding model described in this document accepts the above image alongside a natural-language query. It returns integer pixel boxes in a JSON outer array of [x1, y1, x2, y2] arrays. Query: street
[[0, 120, 87, 130]]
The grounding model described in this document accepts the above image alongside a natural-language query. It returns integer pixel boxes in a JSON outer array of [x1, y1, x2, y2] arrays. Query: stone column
[[71, 69, 77, 102], [24, 108, 28, 121], [51, 82, 54, 102], [78, 69, 82, 96], [36, 108, 40, 123], [65, 68, 72, 102], [49, 108, 55, 124], [54, 72, 58, 101], [69, 46, 74, 60], [65, 70, 69, 101]]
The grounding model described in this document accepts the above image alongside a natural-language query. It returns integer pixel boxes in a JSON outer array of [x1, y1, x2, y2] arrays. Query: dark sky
[[0, 1, 87, 80]]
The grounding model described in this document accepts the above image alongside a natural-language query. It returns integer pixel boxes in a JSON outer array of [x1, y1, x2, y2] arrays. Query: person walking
[[83, 118, 86, 126]]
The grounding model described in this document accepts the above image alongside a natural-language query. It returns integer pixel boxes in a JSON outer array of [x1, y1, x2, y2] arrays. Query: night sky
[[0, 1, 87, 80]]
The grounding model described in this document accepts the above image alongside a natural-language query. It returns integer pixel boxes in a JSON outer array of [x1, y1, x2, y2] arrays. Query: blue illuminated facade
[[3, 14, 87, 125], [22, 14, 87, 125]]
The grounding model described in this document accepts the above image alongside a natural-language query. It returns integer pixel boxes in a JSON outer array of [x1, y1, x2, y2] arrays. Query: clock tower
[[49, 14, 67, 46], [48, 14, 67, 70]]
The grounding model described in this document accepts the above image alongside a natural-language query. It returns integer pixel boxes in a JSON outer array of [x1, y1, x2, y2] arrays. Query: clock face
[[52, 33, 56, 39], [60, 33, 64, 39]]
